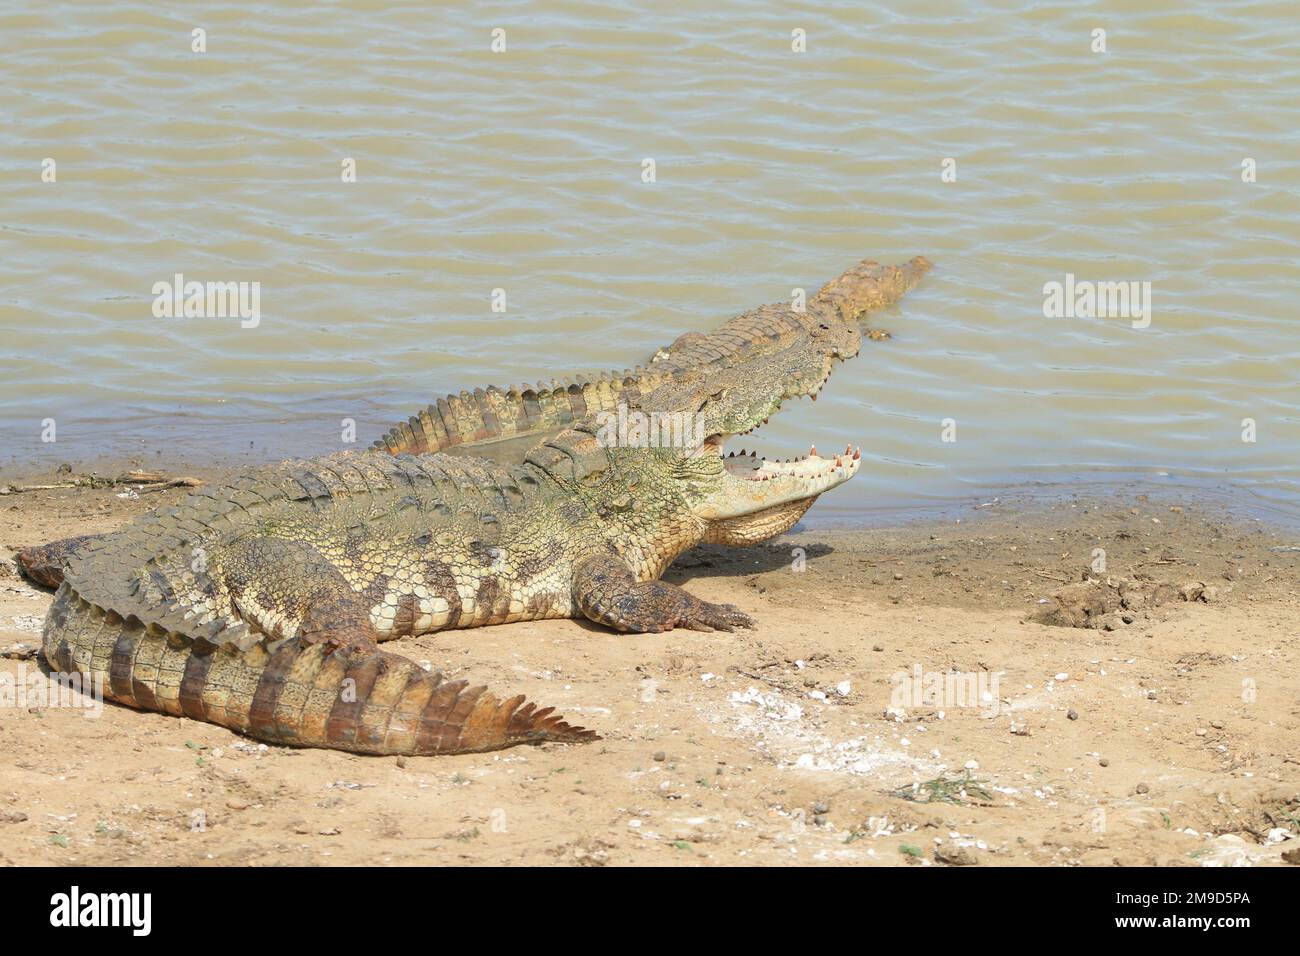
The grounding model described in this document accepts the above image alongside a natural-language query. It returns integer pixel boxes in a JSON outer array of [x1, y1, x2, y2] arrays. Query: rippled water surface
[[2, 1, 1298, 518]]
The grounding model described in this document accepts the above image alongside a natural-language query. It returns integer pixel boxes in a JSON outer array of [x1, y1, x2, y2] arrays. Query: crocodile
[[372, 255, 932, 459], [40, 367, 865, 755], [16, 256, 930, 588], [29, 255, 933, 755]]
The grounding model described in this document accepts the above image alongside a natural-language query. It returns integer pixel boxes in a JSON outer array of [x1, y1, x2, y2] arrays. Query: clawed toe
[[680, 600, 755, 632]]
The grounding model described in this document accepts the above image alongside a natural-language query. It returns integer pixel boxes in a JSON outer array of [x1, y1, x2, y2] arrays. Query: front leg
[[572, 554, 755, 633]]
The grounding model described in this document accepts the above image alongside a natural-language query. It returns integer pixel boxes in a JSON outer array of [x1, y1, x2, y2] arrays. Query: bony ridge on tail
[[35, 255, 931, 755]]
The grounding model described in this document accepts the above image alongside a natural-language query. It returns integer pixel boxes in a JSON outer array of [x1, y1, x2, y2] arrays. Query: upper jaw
[[695, 442, 862, 519]]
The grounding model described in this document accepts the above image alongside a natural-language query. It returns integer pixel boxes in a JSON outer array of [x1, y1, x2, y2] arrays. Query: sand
[[2, 473, 1298, 867]]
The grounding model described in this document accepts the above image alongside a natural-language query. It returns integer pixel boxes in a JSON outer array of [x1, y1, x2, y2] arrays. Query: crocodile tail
[[372, 371, 670, 457], [811, 255, 933, 327], [42, 584, 597, 755]]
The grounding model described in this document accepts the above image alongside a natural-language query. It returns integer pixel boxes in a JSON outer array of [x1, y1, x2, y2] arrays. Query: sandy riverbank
[[1, 472, 1298, 866]]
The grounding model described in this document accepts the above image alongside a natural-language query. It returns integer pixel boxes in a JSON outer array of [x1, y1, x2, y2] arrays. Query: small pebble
[[225, 797, 249, 811], [1098, 758, 1109, 767], [1067, 709, 1078, 721], [1136, 782, 1150, 794], [653, 751, 666, 762], [395, 756, 407, 769], [813, 801, 830, 815]]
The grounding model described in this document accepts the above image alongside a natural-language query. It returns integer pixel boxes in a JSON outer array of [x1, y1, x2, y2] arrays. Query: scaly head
[[612, 365, 862, 547]]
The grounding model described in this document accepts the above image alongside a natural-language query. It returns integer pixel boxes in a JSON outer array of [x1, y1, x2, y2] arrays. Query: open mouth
[[699, 361, 855, 483], [709, 432, 862, 482]]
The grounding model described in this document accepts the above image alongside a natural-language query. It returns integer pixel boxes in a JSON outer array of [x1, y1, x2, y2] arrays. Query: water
[[3, 0, 1298, 519]]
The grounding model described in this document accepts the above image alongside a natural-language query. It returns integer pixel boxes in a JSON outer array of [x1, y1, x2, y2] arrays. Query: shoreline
[[3, 450, 1298, 534], [2, 473, 1297, 866]]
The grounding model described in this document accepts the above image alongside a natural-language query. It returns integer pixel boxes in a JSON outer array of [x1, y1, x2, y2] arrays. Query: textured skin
[[40, 416, 862, 755], [16, 256, 930, 590], [32, 255, 932, 756], [373, 257, 932, 457]]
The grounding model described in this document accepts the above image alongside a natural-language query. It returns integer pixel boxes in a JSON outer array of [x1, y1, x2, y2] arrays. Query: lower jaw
[[703, 497, 818, 546]]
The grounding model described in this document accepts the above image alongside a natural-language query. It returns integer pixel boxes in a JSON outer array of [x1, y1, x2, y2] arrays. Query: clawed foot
[[574, 554, 758, 634], [672, 596, 755, 632]]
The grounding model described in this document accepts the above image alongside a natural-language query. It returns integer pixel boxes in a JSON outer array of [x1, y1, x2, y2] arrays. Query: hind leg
[[14, 534, 106, 588], [219, 535, 383, 651]]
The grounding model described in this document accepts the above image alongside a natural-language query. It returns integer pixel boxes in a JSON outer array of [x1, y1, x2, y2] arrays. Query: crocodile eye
[[697, 388, 728, 412], [818, 323, 829, 330]]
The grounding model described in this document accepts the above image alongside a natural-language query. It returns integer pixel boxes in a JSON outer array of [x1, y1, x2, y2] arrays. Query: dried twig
[[0, 470, 203, 495]]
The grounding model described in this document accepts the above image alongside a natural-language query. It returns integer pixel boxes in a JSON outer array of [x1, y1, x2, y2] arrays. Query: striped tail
[[371, 372, 670, 457], [41, 584, 597, 755]]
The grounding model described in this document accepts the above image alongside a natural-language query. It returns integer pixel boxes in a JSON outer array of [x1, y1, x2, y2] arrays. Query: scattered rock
[[1067, 709, 1078, 721], [1035, 574, 1220, 629], [653, 751, 666, 762], [1135, 782, 1150, 795], [225, 797, 249, 811], [0, 810, 29, 824], [1098, 758, 1109, 767], [935, 845, 979, 866], [1, 643, 37, 660], [1282, 847, 1300, 866]]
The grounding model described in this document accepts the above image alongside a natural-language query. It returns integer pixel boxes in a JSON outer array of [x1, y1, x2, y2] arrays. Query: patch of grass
[[891, 772, 994, 806], [899, 843, 923, 857], [671, 841, 692, 851]]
